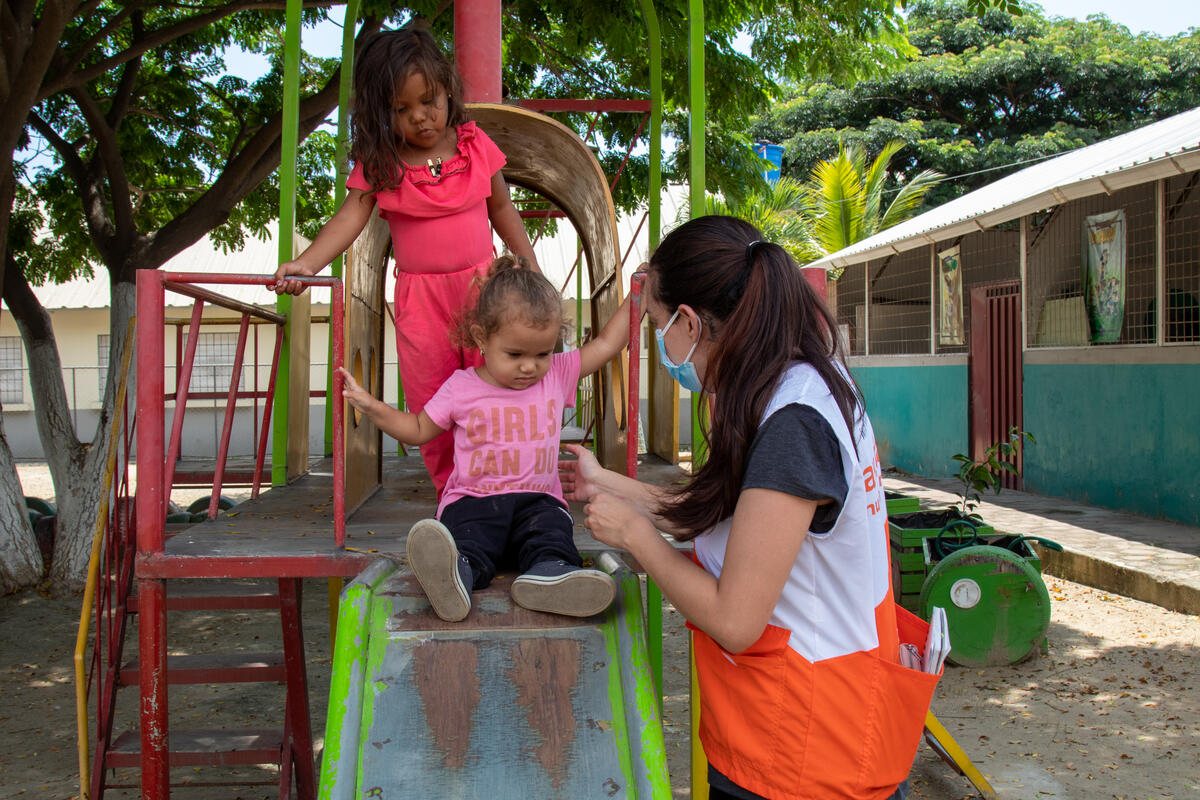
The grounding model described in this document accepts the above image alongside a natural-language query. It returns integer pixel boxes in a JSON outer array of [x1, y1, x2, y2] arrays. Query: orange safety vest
[[690, 363, 940, 800]]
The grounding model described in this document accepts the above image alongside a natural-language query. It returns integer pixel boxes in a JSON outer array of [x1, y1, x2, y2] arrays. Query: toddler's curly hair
[[455, 255, 567, 348]]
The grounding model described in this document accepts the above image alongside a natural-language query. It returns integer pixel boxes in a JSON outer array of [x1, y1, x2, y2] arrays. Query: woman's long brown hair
[[350, 25, 467, 191], [651, 216, 862, 540]]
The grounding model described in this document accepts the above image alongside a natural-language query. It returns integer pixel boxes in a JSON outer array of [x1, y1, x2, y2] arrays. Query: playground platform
[[885, 475, 1200, 617], [154, 454, 687, 579]]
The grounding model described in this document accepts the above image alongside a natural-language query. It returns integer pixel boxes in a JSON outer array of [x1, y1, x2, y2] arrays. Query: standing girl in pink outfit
[[273, 26, 538, 497], [337, 256, 635, 622]]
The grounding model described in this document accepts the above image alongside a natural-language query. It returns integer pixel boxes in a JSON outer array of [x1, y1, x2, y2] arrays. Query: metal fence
[[830, 172, 1200, 355]]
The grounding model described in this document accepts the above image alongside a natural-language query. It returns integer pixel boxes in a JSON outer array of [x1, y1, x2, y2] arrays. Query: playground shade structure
[[320, 553, 670, 799]]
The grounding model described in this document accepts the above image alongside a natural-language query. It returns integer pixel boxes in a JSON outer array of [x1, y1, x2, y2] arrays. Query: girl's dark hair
[[650, 215, 862, 540], [350, 25, 468, 191], [455, 255, 565, 347]]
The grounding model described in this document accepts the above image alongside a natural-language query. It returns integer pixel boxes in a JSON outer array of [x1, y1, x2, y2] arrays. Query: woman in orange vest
[[562, 215, 940, 800]]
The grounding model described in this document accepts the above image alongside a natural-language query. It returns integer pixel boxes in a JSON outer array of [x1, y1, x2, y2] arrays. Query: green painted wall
[[850, 364, 967, 478], [1023, 363, 1200, 526]]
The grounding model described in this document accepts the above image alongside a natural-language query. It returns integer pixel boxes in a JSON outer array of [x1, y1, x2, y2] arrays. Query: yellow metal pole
[[689, 634, 709, 799], [74, 317, 137, 800], [924, 711, 1000, 800]]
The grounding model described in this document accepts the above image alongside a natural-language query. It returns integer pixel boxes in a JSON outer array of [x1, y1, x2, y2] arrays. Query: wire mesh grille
[[1165, 171, 1200, 343], [0, 337, 23, 403], [834, 261, 866, 356], [1027, 183, 1157, 347], [868, 248, 930, 355]]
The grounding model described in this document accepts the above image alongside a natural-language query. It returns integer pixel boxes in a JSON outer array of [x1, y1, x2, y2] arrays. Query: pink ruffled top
[[346, 121, 505, 274]]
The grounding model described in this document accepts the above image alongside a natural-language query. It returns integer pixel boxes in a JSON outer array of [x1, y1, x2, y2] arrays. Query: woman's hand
[[336, 366, 378, 415], [558, 443, 605, 502], [582, 492, 654, 552], [271, 260, 317, 296]]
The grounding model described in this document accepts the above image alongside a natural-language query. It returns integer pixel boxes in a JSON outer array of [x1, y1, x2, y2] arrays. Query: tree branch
[[40, 0, 341, 100], [68, 86, 136, 255], [135, 15, 381, 271]]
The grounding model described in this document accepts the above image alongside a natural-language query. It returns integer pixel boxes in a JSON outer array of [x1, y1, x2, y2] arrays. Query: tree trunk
[[0, 415, 44, 593]]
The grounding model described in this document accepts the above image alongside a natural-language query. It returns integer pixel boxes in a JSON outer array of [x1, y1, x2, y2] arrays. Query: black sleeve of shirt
[[742, 403, 848, 534]]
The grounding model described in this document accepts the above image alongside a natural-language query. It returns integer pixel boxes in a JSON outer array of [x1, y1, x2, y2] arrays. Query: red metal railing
[[135, 272, 346, 549]]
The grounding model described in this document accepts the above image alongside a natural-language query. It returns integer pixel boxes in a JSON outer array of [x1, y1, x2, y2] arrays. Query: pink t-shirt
[[423, 349, 581, 517], [346, 121, 506, 274]]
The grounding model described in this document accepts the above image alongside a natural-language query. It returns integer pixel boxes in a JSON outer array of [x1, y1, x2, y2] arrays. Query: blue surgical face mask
[[655, 308, 703, 393]]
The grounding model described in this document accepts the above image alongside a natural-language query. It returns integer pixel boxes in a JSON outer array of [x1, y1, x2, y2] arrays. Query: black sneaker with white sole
[[406, 519, 473, 622], [510, 560, 616, 618]]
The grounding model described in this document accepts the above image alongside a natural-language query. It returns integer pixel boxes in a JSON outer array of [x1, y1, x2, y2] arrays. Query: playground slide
[[319, 552, 670, 799]]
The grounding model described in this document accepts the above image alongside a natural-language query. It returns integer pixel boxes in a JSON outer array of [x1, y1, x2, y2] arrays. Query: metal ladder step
[[119, 652, 286, 686], [126, 579, 281, 611], [106, 728, 285, 768]]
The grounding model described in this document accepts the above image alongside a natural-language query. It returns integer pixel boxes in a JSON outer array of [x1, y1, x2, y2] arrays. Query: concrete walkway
[[884, 474, 1200, 616]]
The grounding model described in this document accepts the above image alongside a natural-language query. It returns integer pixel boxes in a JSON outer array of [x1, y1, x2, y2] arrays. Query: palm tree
[[806, 140, 943, 260], [702, 176, 822, 265], [695, 140, 942, 269]]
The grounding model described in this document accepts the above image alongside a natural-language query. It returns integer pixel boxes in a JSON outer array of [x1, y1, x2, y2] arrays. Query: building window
[[97, 334, 110, 394], [0, 337, 24, 404], [186, 332, 244, 394]]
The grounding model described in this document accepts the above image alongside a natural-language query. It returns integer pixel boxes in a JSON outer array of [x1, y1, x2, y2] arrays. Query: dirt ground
[[3, 464, 1198, 799]]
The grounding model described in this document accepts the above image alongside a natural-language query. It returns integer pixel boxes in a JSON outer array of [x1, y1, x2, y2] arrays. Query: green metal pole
[[638, 0, 665, 710], [273, 0, 302, 486], [688, 0, 707, 471], [324, 3, 361, 457], [642, 0, 663, 253]]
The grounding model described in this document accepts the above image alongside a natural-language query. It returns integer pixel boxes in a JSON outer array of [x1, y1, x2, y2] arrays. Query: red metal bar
[[136, 553, 372, 580], [252, 331, 287, 499], [136, 270, 167, 555], [164, 299, 205, 497], [620, 210, 650, 268], [605, 111, 649, 193], [455, 0, 501, 102], [209, 314, 252, 518], [253, 324, 260, 480], [517, 99, 651, 113], [518, 209, 567, 219], [330, 279, 346, 546], [138, 577, 169, 798], [278, 579, 316, 799], [627, 273, 645, 479], [162, 279, 287, 324]]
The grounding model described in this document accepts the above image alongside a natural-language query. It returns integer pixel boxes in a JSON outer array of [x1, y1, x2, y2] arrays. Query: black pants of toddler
[[439, 491, 580, 589]]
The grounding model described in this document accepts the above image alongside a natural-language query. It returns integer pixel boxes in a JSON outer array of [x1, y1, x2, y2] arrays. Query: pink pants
[[394, 260, 488, 498]]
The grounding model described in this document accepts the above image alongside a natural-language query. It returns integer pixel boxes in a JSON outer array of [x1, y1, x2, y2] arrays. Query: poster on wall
[[938, 245, 964, 345], [1082, 209, 1126, 344]]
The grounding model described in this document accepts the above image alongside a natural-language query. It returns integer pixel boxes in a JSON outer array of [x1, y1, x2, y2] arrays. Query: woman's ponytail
[[651, 216, 861, 539]]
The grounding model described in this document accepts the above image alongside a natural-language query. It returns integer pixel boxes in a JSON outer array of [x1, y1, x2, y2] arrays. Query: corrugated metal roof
[[12, 229, 323, 311], [809, 105, 1200, 270]]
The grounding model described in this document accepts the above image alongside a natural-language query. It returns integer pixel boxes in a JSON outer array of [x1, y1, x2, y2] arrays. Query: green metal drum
[[919, 544, 1051, 668]]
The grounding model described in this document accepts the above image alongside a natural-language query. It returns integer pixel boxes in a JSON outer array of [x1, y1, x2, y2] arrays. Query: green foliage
[[951, 426, 1036, 515], [804, 140, 942, 259], [494, 0, 917, 211], [698, 140, 941, 268], [702, 177, 822, 265], [752, 0, 1200, 207]]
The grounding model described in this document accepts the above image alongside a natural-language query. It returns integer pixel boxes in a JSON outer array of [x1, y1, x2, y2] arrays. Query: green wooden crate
[[884, 491, 920, 515]]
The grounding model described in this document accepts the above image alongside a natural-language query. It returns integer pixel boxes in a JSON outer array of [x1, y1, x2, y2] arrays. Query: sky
[[227, 1, 1194, 79], [1031, 0, 1194, 36]]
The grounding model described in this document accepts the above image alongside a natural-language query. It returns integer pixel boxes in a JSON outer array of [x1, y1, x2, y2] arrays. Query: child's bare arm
[[336, 367, 444, 445], [577, 269, 647, 377], [273, 189, 375, 294], [486, 172, 541, 273]]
